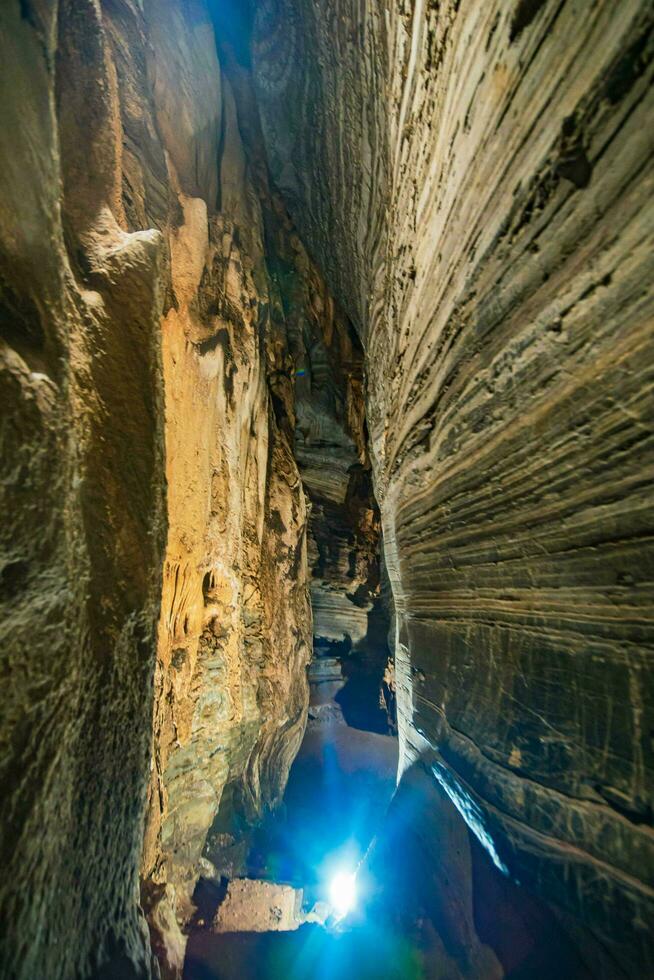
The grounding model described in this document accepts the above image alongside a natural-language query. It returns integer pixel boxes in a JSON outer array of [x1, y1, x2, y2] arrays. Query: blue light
[[328, 869, 357, 917]]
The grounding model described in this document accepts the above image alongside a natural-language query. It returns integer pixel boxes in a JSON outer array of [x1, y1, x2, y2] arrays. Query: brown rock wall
[[131, 16, 314, 975], [0, 2, 318, 977], [0, 1, 166, 977], [3, 0, 653, 975], [220, 47, 393, 730], [253, 0, 654, 973]]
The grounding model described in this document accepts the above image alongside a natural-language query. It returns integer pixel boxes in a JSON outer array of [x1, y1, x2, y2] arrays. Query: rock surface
[[212, 879, 303, 933], [0, 2, 336, 978], [3, 1, 653, 978], [253, 0, 654, 974], [137, 22, 315, 971], [0, 2, 166, 977]]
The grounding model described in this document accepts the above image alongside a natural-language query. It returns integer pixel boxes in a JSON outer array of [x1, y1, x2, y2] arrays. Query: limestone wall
[[253, 1, 654, 973]]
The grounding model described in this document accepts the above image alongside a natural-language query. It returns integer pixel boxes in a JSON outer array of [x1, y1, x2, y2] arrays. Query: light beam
[[328, 870, 357, 916]]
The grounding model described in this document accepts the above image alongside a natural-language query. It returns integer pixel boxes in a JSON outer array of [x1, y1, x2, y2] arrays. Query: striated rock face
[[3, 0, 653, 977], [261, 212, 394, 732], [223, 36, 393, 735], [291, 292, 393, 732], [253, 1, 654, 975]]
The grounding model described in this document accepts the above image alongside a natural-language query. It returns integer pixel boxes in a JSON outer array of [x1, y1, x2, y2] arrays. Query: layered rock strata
[[294, 309, 394, 734], [221, 41, 394, 737], [3, 1, 653, 977], [276, 228, 394, 733], [253, 0, 654, 974]]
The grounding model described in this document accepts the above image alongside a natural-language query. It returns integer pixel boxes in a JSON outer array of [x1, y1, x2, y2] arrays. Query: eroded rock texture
[[0, 1, 166, 977], [0, 1, 331, 977], [292, 294, 393, 733], [3, 0, 653, 976], [226, 22, 394, 737], [136, 20, 315, 974], [253, 0, 654, 974]]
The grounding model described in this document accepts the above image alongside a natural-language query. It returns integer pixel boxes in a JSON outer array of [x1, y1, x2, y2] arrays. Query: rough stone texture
[[0, 1, 166, 977], [283, 278, 394, 732], [212, 879, 303, 933], [137, 25, 313, 975], [3, 0, 653, 977], [307, 654, 347, 727], [253, 1, 654, 975], [0, 2, 323, 978], [249, 151, 393, 728], [293, 305, 374, 649], [109, 9, 392, 975], [222, 38, 395, 738], [292, 300, 395, 733]]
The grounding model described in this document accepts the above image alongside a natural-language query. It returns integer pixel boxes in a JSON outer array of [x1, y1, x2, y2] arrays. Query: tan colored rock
[[138, 17, 315, 972], [5, 1, 653, 978], [212, 879, 304, 933], [1, 1, 166, 977], [0, 2, 321, 977]]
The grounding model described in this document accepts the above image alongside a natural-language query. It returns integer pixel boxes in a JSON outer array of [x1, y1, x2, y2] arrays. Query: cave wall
[[3, 0, 653, 976], [288, 278, 393, 731], [135, 11, 315, 974], [294, 300, 373, 655], [0, 1, 166, 977], [220, 36, 393, 731], [252, 0, 654, 974], [0, 1, 325, 977]]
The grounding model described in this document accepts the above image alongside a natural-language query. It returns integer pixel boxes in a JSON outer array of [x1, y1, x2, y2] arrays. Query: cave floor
[[184, 722, 399, 979], [183, 718, 593, 980], [183, 920, 429, 980]]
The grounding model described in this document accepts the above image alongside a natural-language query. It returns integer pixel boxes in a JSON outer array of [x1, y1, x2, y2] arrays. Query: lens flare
[[329, 870, 357, 916]]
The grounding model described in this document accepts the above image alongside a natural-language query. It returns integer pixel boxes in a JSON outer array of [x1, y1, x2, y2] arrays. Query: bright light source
[[329, 870, 357, 916]]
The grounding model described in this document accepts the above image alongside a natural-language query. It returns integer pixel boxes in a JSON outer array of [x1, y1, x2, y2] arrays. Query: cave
[[0, 1, 652, 978]]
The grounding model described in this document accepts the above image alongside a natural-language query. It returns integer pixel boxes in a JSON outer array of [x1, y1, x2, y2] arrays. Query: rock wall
[[3, 0, 652, 976], [295, 303, 372, 655], [252, 0, 654, 975], [287, 275, 392, 732], [135, 14, 315, 975], [223, 35, 393, 733], [0, 1, 166, 977], [0, 2, 323, 977]]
